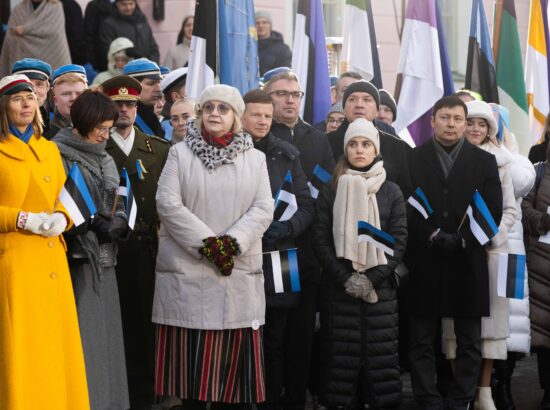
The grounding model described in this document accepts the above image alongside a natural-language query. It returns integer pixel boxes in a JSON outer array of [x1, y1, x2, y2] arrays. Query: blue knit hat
[[52, 64, 87, 85], [123, 58, 161, 80], [262, 66, 293, 83], [12, 58, 52, 82]]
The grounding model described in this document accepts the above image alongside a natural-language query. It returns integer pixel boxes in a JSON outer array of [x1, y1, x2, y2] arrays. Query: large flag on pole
[[393, 0, 454, 147], [186, 0, 217, 102], [465, 0, 499, 103], [291, 0, 332, 125], [525, 0, 550, 145], [340, 0, 382, 88], [218, 0, 260, 95], [493, 0, 530, 154]]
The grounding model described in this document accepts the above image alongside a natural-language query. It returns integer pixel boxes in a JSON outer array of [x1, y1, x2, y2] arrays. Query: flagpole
[[457, 209, 468, 232], [111, 188, 119, 217]]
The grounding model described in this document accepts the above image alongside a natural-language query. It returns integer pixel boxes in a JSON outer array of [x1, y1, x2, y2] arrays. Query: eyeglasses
[[202, 102, 231, 115], [95, 126, 111, 135], [326, 117, 345, 125], [269, 90, 305, 99]]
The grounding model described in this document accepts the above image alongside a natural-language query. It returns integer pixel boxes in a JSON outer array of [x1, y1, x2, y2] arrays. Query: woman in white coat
[[442, 100, 517, 410], [152, 84, 274, 408]]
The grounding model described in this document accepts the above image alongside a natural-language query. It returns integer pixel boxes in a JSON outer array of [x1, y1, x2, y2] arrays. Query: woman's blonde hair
[[0, 92, 43, 141], [194, 104, 242, 134]]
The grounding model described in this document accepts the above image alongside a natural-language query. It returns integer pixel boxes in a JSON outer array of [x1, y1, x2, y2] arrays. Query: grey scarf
[[433, 137, 465, 179], [53, 128, 123, 293]]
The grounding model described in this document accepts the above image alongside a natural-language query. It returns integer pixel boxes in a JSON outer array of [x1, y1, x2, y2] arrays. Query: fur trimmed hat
[[466, 100, 498, 140], [344, 118, 380, 155], [199, 84, 245, 117]]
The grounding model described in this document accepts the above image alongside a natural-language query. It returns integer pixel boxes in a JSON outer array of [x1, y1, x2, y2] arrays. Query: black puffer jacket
[[258, 31, 292, 76], [270, 119, 335, 283], [312, 178, 407, 409], [255, 134, 315, 307], [98, 5, 160, 67]]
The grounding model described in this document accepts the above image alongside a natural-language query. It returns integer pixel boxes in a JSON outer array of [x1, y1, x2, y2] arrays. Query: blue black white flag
[[407, 187, 434, 220], [117, 168, 137, 230], [58, 162, 97, 226], [461, 190, 499, 246], [357, 220, 396, 256], [263, 248, 300, 294], [307, 164, 332, 199], [497, 253, 526, 299], [274, 170, 298, 221]]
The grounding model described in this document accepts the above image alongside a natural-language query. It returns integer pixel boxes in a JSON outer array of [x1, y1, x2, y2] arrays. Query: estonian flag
[[291, 0, 332, 125], [58, 162, 97, 227], [497, 253, 526, 299], [186, 0, 216, 102], [117, 168, 137, 230], [357, 220, 396, 256], [461, 190, 499, 246], [407, 187, 434, 220], [274, 170, 298, 222], [307, 164, 332, 199], [263, 248, 300, 294], [465, 0, 499, 103]]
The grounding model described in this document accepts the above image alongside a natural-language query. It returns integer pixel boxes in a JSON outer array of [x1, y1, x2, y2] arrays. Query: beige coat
[[152, 139, 274, 330]]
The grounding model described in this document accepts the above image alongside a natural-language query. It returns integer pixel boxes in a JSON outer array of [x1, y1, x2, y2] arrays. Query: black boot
[[492, 357, 516, 410]]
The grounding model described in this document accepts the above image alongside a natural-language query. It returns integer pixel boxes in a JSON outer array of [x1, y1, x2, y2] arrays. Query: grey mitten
[[344, 272, 378, 303]]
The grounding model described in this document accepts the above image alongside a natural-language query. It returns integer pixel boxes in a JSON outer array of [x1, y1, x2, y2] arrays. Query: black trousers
[[409, 316, 481, 410], [538, 348, 550, 390]]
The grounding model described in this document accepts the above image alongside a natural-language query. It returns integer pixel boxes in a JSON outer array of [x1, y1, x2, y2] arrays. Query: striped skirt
[[155, 324, 265, 403]]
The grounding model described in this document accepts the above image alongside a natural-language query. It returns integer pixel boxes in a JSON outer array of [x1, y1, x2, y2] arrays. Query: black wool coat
[[270, 119, 335, 283], [406, 138, 502, 317], [327, 119, 413, 197], [312, 179, 407, 409], [255, 134, 315, 307], [258, 31, 292, 76]]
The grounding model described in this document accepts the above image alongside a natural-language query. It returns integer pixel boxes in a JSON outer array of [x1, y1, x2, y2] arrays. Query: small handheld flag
[[307, 164, 332, 199], [407, 187, 434, 219], [136, 159, 148, 181], [460, 190, 499, 246], [274, 170, 298, 222], [357, 220, 396, 256], [263, 248, 300, 294], [58, 162, 97, 226], [497, 253, 526, 300], [118, 168, 137, 230]]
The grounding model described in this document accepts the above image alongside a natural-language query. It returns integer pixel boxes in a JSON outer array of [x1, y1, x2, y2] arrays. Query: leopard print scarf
[[184, 119, 254, 170]]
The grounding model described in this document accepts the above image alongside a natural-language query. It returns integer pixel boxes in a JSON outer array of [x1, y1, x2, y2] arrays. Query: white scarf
[[110, 127, 135, 156], [333, 160, 387, 272]]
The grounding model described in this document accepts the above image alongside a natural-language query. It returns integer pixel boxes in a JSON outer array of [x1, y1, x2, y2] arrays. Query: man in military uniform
[[100, 75, 169, 410]]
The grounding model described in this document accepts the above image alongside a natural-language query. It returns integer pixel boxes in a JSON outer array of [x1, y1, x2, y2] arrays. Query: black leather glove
[[90, 215, 129, 244], [431, 231, 464, 252], [264, 221, 291, 244]]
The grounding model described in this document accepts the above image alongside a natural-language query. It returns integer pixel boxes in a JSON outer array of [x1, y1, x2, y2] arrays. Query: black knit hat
[[342, 80, 380, 109], [379, 89, 397, 121]]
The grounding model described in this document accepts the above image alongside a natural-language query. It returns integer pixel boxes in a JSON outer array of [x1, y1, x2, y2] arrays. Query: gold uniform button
[[50, 272, 57, 279], [44, 176, 51, 182], [48, 241, 54, 248]]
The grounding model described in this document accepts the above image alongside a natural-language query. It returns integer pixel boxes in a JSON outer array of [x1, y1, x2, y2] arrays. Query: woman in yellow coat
[[0, 74, 89, 410]]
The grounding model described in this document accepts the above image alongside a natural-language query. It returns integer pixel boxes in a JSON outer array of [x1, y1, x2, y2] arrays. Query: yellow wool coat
[[0, 134, 89, 410]]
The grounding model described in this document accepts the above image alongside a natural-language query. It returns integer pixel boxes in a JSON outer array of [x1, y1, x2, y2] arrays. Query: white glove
[[41, 212, 68, 237], [21, 212, 49, 235]]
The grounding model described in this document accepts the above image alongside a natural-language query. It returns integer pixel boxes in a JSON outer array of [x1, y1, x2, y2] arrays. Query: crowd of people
[[2, 3, 550, 410]]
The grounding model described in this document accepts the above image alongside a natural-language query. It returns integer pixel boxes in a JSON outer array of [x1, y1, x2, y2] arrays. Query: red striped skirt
[[155, 324, 265, 403]]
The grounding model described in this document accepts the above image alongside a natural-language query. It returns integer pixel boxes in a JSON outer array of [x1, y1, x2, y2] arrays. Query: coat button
[[443, 189, 448, 194], [443, 212, 449, 217], [50, 272, 57, 279], [48, 241, 54, 248], [43, 176, 51, 182], [141, 197, 146, 202]]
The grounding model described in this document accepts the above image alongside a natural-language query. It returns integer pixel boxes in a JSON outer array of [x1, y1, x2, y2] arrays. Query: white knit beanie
[[344, 118, 380, 154], [466, 100, 498, 140], [199, 84, 245, 117]]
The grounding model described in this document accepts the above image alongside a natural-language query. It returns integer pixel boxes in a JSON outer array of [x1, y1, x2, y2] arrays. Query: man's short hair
[[243, 89, 274, 107], [53, 73, 87, 88], [264, 71, 301, 93], [433, 95, 468, 117], [338, 71, 363, 82]]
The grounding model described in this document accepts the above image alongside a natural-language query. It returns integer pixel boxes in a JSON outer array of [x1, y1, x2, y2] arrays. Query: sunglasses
[[202, 102, 231, 115]]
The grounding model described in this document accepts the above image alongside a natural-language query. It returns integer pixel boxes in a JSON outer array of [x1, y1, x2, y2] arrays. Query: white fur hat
[[344, 118, 380, 155], [199, 84, 245, 117], [466, 100, 498, 140]]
